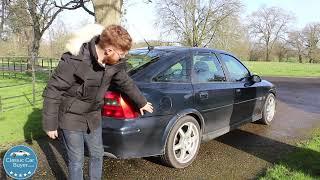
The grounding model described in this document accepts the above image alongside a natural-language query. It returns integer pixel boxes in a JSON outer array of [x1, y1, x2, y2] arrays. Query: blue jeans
[[60, 124, 104, 180]]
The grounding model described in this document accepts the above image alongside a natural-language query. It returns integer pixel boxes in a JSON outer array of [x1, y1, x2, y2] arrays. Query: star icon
[[19, 174, 22, 177], [28, 171, 31, 174], [24, 173, 27, 176], [14, 173, 17, 176], [9, 171, 13, 174]]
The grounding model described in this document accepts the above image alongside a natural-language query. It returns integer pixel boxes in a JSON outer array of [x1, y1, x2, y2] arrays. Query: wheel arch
[[160, 108, 205, 154]]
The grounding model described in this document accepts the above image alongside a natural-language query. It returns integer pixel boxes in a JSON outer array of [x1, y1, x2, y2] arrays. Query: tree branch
[[54, 0, 94, 16]]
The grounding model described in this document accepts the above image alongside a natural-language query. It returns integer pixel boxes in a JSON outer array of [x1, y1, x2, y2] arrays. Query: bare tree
[[54, 0, 94, 15], [7, 0, 84, 66], [248, 6, 293, 61], [0, 0, 10, 40], [211, 16, 250, 60], [58, 0, 155, 27], [273, 40, 289, 62], [303, 23, 320, 63], [46, 19, 70, 57], [7, 0, 85, 105], [156, 0, 242, 47], [56, 0, 124, 26], [287, 30, 305, 63]]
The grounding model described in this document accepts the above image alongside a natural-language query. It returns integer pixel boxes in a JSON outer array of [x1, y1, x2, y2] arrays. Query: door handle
[[199, 91, 208, 99], [236, 89, 241, 94]]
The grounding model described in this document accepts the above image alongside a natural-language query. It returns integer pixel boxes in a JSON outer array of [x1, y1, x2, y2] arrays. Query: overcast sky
[[48, 0, 320, 42]]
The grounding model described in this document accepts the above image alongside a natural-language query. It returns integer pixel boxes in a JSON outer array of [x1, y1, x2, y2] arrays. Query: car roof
[[134, 46, 231, 55]]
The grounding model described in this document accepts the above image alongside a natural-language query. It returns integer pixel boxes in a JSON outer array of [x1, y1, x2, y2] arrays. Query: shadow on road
[[216, 129, 320, 177], [24, 108, 68, 180]]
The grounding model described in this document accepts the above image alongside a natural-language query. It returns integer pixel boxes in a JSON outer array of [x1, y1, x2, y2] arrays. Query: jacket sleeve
[[111, 69, 147, 109], [42, 54, 76, 131]]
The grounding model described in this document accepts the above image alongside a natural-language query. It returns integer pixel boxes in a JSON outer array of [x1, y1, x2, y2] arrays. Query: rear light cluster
[[102, 91, 139, 119]]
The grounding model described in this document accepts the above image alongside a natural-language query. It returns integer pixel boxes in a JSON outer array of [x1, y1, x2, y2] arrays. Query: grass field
[[0, 78, 46, 111], [0, 77, 45, 146], [243, 61, 320, 77], [260, 129, 320, 180], [0, 105, 43, 146]]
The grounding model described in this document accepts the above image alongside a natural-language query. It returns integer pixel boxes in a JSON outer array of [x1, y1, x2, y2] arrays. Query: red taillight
[[102, 91, 139, 119]]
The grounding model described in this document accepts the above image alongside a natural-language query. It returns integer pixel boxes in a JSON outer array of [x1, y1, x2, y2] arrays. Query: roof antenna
[[130, 23, 154, 51], [144, 38, 154, 51]]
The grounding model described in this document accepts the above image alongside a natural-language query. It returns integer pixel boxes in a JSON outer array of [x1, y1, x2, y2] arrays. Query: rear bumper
[[101, 115, 172, 159]]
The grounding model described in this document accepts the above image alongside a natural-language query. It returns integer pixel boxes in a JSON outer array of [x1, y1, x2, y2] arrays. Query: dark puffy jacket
[[42, 36, 147, 133]]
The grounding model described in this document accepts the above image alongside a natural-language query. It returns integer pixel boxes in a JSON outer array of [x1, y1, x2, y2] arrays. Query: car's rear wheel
[[161, 115, 201, 168], [260, 93, 276, 125]]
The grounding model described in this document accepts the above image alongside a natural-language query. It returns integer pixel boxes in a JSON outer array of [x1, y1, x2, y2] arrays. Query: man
[[42, 24, 153, 180]]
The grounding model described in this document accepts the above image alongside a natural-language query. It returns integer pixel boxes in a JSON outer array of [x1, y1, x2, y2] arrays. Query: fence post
[[0, 96, 2, 113], [20, 58, 22, 72], [13, 61, 16, 78], [50, 59, 52, 73], [1, 57, 3, 78], [7, 58, 10, 78], [31, 54, 36, 106]]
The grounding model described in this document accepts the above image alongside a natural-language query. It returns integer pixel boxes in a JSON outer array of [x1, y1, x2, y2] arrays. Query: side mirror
[[251, 74, 261, 83]]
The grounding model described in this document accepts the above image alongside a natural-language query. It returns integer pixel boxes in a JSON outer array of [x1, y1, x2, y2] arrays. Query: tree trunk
[[265, 39, 270, 61], [309, 58, 313, 63], [0, 0, 5, 36], [27, 36, 40, 70], [92, 0, 123, 26], [298, 54, 302, 63], [266, 47, 270, 62], [278, 55, 283, 62], [307, 48, 313, 63]]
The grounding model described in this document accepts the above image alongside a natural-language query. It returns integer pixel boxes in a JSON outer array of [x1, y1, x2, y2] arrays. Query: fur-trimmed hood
[[66, 24, 104, 56]]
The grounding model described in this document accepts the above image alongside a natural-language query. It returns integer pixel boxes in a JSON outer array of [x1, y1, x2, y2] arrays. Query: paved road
[[1, 77, 320, 180]]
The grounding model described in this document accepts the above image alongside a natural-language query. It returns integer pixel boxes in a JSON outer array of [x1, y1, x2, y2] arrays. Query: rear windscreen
[[125, 49, 172, 75]]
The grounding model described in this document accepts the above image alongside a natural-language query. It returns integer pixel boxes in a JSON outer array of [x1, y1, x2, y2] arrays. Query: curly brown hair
[[98, 25, 132, 51]]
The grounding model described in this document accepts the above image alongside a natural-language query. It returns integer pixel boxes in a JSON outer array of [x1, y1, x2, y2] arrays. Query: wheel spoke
[[185, 148, 191, 156], [270, 98, 274, 104], [266, 97, 275, 121], [178, 128, 185, 138], [191, 136, 198, 143], [178, 148, 187, 161], [173, 143, 182, 151], [185, 125, 192, 137]]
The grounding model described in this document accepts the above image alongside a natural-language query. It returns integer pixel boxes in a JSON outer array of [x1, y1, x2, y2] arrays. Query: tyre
[[260, 93, 276, 125], [161, 115, 201, 168]]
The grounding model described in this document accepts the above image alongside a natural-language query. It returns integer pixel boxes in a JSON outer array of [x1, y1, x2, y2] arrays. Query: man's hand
[[46, 130, 58, 139], [140, 102, 153, 116]]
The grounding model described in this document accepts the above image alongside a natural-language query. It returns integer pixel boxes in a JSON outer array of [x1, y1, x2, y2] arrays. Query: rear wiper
[[236, 77, 246, 82], [144, 38, 154, 53], [236, 75, 250, 82]]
